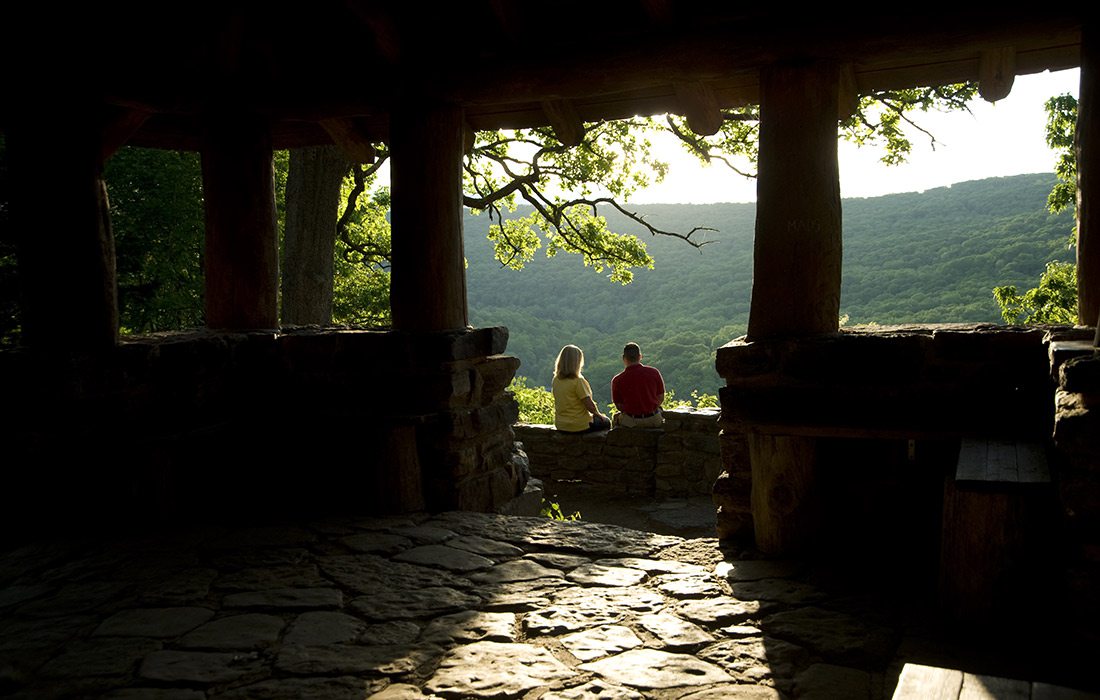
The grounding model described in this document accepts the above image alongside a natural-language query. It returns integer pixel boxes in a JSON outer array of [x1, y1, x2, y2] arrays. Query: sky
[[628, 68, 1082, 204]]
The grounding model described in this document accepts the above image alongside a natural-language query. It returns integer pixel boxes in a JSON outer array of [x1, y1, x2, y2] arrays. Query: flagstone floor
[[0, 511, 1095, 699]]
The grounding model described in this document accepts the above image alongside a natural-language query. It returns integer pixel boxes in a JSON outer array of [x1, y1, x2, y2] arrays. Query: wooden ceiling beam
[[541, 100, 585, 147], [674, 82, 724, 136], [320, 117, 379, 163], [979, 46, 1017, 102], [100, 106, 151, 162]]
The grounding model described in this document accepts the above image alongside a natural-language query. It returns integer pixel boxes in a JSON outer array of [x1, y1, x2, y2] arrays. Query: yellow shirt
[[552, 375, 594, 432]]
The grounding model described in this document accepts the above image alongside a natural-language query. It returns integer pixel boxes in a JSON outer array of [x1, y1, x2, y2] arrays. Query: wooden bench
[[939, 438, 1055, 620], [893, 663, 1100, 699]]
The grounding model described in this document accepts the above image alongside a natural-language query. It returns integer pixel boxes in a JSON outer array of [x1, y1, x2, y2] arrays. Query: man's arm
[[611, 374, 624, 411]]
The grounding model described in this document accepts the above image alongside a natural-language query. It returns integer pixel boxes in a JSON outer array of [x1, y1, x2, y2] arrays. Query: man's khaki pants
[[613, 410, 665, 428]]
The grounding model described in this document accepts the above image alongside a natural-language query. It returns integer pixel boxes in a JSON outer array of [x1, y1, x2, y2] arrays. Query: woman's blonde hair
[[554, 344, 584, 380]]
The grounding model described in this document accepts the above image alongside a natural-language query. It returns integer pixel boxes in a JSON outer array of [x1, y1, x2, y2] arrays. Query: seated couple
[[551, 342, 665, 433]]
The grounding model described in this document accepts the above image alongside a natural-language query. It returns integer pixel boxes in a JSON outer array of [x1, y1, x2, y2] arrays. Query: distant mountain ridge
[[464, 173, 1074, 404]]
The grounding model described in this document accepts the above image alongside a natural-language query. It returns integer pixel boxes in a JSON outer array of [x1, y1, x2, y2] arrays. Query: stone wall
[[1052, 340, 1100, 642], [513, 408, 722, 498], [712, 324, 1074, 542], [712, 324, 1100, 630], [0, 327, 523, 534]]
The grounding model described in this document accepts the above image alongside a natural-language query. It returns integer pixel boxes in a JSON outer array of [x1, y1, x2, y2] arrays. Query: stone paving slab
[[0, 509, 1090, 699]]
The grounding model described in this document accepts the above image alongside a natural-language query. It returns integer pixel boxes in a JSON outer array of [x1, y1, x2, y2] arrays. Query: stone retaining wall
[[1052, 339, 1100, 642], [0, 327, 523, 533], [513, 408, 723, 497]]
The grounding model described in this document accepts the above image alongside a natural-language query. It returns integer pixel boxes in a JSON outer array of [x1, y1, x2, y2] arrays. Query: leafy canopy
[[991, 92, 1078, 325]]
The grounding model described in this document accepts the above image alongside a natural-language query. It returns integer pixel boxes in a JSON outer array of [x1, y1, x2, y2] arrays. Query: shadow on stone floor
[[541, 480, 718, 540]]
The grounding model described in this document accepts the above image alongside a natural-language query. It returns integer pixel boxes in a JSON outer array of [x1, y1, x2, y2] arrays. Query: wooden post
[[744, 62, 841, 553], [1078, 23, 1100, 327], [749, 434, 819, 553], [389, 101, 469, 332], [201, 113, 279, 330], [748, 62, 842, 340], [8, 113, 118, 351]]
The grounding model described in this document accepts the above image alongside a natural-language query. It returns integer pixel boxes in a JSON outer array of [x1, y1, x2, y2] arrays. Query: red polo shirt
[[611, 363, 665, 416]]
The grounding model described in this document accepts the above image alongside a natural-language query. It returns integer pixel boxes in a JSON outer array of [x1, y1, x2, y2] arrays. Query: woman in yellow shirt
[[551, 344, 611, 433]]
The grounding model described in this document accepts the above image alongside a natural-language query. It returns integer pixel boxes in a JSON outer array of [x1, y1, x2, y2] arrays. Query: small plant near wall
[[540, 500, 581, 521]]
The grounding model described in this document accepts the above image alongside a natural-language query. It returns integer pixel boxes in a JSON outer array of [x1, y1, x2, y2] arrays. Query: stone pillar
[[389, 101, 469, 332], [748, 62, 842, 340], [741, 62, 841, 553], [201, 113, 279, 330], [8, 111, 118, 351]]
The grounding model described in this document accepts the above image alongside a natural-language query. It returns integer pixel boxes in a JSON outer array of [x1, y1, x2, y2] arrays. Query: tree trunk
[[1078, 23, 1100, 327], [282, 145, 348, 326]]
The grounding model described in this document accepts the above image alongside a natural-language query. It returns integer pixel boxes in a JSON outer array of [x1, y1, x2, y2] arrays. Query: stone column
[[1079, 22, 1100, 329], [8, 111, 118, 351], [389, 101, 469, 332], [744, 62, 842, 553], [201, 113, 279, 330]]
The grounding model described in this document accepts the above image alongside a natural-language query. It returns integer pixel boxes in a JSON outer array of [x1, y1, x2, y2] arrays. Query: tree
[[282, 145, 347, 325], [993, 260, 1077, 324], [103, 147, 205, 333], [992, 93, 1078, 324], [306, 84, 980, 321]]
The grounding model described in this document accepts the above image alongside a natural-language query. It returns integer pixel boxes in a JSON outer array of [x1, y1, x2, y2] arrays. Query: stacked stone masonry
[[513, 408, 725, 498], [1052, 339, 1100, 643], [0, 327, 523, 528], [714, 324, 1100, 638]]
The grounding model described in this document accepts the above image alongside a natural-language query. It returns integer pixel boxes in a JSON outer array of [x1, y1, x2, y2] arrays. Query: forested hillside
[[466, 174, 1074, 406]]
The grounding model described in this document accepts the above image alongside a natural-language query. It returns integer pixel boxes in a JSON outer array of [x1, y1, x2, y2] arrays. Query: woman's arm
[[582, 395, 608, 420]]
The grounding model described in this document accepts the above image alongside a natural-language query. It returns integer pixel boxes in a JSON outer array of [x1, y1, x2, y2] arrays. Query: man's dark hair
[[623, 342, 641, 361]]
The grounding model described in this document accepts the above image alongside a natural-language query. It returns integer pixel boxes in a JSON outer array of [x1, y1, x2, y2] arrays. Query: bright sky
[[628, 68, 1082, 204]]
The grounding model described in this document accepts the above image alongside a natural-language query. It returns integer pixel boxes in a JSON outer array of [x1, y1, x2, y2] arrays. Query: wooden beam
[[320, 117, 377, 164], [201, 113, 279, 330], [1079, 23, 1100, 326], [748, 61, 842, 340], [389, 101, 469, 332], [979, 46, 1016, 102], [641, 0, 674, 24], [749, 434, 819, 553], [344, 1, 401, 63], [541, 99, 585, 147], [838, 63, 860, 120], [674, 82, 724, 136], [892, 664, 963, 700], [100, 106, 151, 162]]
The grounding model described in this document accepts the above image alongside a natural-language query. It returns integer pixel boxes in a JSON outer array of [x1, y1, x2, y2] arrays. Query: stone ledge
[[514, 409, 722, 498]]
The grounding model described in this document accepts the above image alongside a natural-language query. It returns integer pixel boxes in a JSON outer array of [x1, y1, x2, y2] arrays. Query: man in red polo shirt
[[611, 342, 665, 428]]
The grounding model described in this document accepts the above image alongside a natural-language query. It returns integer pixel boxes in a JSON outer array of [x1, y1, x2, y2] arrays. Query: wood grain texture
[[201, 112, 279, 330], [892, 663, 963, 700], [748, 61, 842, 340], [389, 101, 469, 331]]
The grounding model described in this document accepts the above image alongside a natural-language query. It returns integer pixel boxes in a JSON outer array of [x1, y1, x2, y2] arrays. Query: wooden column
[[9, 112, 118, 351], [750, 434, 819, 553], [745, 62, 841, 554], [1078, 23, 1100, 328], [389, 101, 469, 332], [748, 62, 842, 339], [201, 114, 279, 330]]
